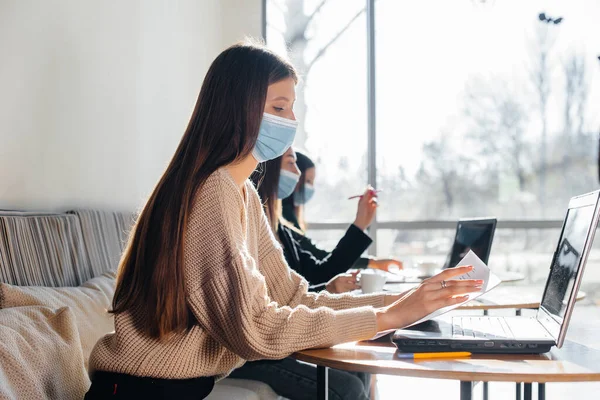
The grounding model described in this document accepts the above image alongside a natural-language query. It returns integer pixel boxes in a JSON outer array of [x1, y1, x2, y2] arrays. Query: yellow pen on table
[[395, 352, 472, 359]]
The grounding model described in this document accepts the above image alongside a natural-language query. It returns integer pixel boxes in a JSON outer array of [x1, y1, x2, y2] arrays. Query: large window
[[375, 0, 600, 221], [267, 0, 369, 224], [265, 0, 600, 287]]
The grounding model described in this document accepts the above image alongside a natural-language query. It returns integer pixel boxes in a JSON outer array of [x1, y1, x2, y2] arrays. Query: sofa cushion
[[0, 271, 116, 370], [0, 306, 89, 400], [0, 212, 90, 286], [68, 210, 134, 281]]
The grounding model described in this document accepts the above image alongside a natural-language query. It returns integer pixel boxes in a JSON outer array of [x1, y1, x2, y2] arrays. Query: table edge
[[292, 351, 600, 383]]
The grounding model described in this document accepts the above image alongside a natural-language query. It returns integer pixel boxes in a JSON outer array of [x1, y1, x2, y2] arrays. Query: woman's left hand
[[368, 258, 403, 272], [325, 271, 360, 294]]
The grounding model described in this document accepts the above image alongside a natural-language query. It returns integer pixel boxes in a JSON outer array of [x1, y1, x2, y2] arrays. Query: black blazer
[[277, 223, 372, 288]]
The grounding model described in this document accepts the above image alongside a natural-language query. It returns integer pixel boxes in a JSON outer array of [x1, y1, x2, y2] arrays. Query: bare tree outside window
[[463, 79, 531, 194], [270, 0, 366, 147], [267, 0, 600, 302], [267, 0, 599, 229], [530, 24, 556, 214]]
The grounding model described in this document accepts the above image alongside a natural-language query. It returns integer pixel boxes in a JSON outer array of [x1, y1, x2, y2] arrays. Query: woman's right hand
[[353, 186, 378, 231], [375, 266, 483, 332]]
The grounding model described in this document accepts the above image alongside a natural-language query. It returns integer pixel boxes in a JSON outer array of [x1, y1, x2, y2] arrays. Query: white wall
[[0, 0, 261, 211], [220, 0, 263, 45]]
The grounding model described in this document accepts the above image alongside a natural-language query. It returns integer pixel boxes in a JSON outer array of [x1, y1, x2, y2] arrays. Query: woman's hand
[[375, 266, 483, 331], [326, 271, 360, 294], [353, 186, 378, 231], [368, 258, 403, 272], [382, 288, 414, 306]]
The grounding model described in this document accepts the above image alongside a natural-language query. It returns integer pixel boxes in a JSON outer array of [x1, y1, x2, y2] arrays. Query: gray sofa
[[0, 210, 282, 400]]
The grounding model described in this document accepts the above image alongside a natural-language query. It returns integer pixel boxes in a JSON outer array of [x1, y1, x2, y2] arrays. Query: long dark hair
[[112, 41, 297, 339], [282, 151, 314, 230], [251, 156, 282, 232], [291, 151, 315, 204]]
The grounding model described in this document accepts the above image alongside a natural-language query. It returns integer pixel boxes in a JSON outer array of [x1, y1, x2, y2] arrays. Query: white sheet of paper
[[406, 250, 501, 327], [367, 250, 501, 339]]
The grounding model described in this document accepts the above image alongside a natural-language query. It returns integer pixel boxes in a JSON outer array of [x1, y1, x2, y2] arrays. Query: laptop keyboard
[[452, 317, 515, 339]]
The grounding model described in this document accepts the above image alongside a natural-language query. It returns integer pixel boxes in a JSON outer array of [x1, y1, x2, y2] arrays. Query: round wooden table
[[380, 284, 586, 400], [293, 339, 600, 400], [383, 283, 587, 311], [317, 285, 587, 400], [385, 270, 526, 284]]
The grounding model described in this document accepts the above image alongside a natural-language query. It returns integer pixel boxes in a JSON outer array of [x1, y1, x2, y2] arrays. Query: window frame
[[261, 0, 566, 254]]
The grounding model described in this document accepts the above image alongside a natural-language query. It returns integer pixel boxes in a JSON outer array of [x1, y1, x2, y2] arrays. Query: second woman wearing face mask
[[251, 147, 379, 292], [282, 151, 315, 230], [282, 151, 404, 273]]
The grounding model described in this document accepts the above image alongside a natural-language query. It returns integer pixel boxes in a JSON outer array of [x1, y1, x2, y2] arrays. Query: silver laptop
[[393, 190, 600, 354]]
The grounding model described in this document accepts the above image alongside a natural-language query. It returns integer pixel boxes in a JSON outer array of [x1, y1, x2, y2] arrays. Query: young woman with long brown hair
[[85, 41, 482, 400]]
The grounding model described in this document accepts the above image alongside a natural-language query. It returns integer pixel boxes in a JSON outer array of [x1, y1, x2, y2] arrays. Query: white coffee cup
[[415, 261, 439, 277], [360, 270, 386, 293]]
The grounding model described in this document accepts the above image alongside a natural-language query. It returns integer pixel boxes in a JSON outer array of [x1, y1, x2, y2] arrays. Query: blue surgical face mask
[[252, 113, 298, 162], [278, 169, 300, 199], [294, 183, 315, 205]]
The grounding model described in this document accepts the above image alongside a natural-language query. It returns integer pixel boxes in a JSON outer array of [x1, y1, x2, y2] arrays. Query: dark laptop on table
[[386, 218, 496, 283], [443, 218, 497, 270], [393, 190, 600, 354]]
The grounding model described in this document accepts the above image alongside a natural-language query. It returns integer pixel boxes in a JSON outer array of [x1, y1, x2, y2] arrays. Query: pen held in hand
[[347, 189, 382, 200]]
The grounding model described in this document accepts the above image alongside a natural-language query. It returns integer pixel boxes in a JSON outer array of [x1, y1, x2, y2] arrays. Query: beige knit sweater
[[89, 168, 385, 380]]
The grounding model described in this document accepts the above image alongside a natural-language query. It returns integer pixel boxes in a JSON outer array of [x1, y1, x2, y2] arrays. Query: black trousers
[[230, 358, 370, 400], [84, 371, 214, 400]]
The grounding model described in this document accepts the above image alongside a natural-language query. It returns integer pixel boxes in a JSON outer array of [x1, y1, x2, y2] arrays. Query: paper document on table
[[406, 250, 501, 327]]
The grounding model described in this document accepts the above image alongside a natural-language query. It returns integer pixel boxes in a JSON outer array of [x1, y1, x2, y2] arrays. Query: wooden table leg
[[460, 381, 473, 400], [538, 383, 545, 400], [317, 365, 328, 400], [524, 383, 532, 400]]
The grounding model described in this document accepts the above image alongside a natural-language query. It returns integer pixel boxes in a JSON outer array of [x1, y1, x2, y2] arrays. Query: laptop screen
[[445, 219, 496, 269], [540, 205, 595, 320]]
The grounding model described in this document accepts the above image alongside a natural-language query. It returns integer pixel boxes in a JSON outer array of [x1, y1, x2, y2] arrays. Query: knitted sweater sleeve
[[183, 176, 379, 361]]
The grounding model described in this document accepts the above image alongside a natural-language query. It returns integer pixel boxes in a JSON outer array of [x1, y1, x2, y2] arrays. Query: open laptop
[[386, 218, 496, 283], [442, 218, 497, 270], [392, 190, 600, 354]]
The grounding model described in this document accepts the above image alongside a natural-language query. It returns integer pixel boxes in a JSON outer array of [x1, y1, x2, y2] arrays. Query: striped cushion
[[0, 213, 90, 287], [68, 210, 134, 282]]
